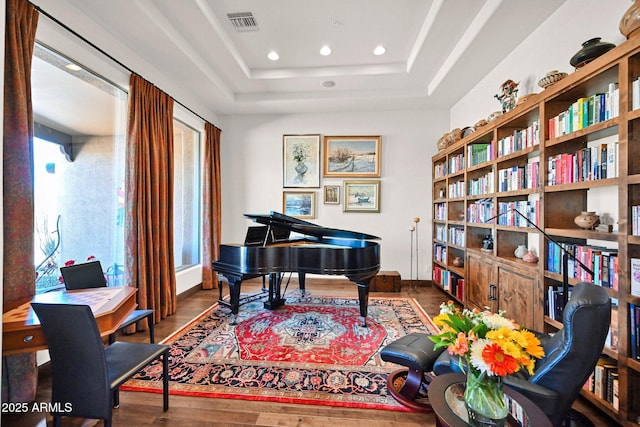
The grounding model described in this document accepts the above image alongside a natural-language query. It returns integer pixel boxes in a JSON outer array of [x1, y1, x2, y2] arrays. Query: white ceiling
[[29, 0, 566, 135]]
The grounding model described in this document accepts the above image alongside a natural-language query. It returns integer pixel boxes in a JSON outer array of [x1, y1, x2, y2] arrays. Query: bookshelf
[[431, 36, 640, 426]]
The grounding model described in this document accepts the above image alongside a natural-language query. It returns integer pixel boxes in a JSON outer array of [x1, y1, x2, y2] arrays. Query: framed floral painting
[[323, 135, 381, 178], [283, 191, 316, 219], [283, 134, 321, 188], [343, 180, 380, 213]]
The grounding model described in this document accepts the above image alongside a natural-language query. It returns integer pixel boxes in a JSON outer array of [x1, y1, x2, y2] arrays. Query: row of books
[[545, 285, 571, 321], [583, 357, 619, 410], [434, 162, 447, 179], [495, 201, 539, 228], [496, 119, 540, 157], [433, 265, 464, 301], [433, 243, 446, 263], [448, 153, 465, 175], [448, 226, 465, 247], [467, 142, 494, 167], [498, 161, 540, 192], [547, 242, 619, 289], [547, 142, 618, 186], [547, 84, 620, 138], [448, 180, 465, 199], [468, 171, 494, 196], [631, 206, 640, 237], [467, 198, 495, 224], [630, 77, 640, 110], [435, 224, 446, 242], [434, 203, 446, 221]]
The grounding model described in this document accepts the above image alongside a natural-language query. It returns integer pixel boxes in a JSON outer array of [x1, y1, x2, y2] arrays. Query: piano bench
[[370, 271, 401, 292]]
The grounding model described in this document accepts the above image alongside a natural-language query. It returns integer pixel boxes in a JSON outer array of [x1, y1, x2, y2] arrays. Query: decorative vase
[[620, 0, 640, 39], [453, 256, 464, 267], [569, 38, 615, 68], [574, 211, 600, 229], [514, 245, 527, 259], [523, 251, 539, 264], [481, 235, 493, 252], [464, 368, 508, 427]]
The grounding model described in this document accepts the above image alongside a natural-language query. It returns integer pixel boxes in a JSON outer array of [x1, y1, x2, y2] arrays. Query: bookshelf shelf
[[431, 35, 640, 426]]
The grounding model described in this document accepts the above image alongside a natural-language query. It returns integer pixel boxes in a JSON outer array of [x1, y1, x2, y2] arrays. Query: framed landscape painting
[[324, 135, 381, 178], [283, 134, 321, 188], [343, 180, 380, 213], [283, 191, 315, 219]]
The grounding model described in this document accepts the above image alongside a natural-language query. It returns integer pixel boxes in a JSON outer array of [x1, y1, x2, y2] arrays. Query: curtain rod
[[32, 3, 211, 125]]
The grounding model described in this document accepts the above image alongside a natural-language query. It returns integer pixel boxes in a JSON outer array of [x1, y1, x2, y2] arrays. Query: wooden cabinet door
[[466, 253, 496, 312], [497, 264, 537, 330]]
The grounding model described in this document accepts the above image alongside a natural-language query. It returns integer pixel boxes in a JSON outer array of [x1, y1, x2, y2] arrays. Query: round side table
[[427, 373, 552, 427]]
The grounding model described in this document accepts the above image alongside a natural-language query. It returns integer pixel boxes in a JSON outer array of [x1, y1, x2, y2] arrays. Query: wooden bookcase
[[431, 36, 640, 426]]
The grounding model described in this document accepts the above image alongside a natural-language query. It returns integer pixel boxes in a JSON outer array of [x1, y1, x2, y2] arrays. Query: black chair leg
[[162, 351, 169, 411], [113, 388, 120, 408], [148, 315, 155, 343]]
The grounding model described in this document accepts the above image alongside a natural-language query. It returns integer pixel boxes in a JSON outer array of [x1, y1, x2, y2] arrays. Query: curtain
[[201, 122, 222, 290], [2, 0, 39, 403], [125, 74, 176, 326]]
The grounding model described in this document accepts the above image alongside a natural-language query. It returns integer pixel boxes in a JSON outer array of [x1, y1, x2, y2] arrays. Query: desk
[[428, 373, 552, 427], [2, 286, 137, 355]]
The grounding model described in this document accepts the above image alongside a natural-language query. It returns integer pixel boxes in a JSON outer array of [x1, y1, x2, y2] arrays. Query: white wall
[[451, 0, 630, 127], [218, 110, 448, 281]]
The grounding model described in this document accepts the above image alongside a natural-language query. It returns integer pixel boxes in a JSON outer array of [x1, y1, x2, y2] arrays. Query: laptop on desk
[[60, 260, 107, 290]]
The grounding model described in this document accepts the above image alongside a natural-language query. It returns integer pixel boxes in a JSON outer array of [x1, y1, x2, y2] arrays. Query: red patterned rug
[[121, 292, 438, 410]]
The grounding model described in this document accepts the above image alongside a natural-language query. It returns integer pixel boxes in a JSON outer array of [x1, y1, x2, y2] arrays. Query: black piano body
[[213, 212, 380, 325]]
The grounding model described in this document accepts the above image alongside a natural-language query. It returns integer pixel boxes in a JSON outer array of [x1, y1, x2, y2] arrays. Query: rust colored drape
[[2, 0, 38, 403], [125, 74, 176, 325], [201, 122, 222, 290]]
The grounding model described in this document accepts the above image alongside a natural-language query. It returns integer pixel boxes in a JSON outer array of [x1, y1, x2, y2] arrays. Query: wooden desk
[[428, 373, 552, 427], [2, 286, 137, 355]]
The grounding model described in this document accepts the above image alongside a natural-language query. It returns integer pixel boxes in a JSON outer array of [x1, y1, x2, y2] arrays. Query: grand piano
[[213, 212, 380, 325]]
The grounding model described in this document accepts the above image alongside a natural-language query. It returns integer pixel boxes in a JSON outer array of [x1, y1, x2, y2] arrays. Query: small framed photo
[[324, 135, 381, 178], [283, 134, 321, 188], [283, 191, 316, 219], [344, 180, 380, 213], [323, 185, 341, 204]]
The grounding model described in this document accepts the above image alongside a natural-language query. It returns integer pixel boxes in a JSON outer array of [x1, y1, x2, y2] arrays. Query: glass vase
[[464, 368, 508, 427]]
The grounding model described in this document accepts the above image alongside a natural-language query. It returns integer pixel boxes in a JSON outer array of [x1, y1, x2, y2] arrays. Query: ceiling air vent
[[226, 12, 259, 32]]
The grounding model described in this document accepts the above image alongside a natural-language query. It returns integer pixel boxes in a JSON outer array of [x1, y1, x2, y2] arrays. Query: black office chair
[[382, 282, 611, 426], [31, 302, 169, 427], [60, 260, 155, 343]]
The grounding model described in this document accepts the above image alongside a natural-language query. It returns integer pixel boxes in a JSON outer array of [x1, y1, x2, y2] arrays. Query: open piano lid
[[244, 211, 380, 241]]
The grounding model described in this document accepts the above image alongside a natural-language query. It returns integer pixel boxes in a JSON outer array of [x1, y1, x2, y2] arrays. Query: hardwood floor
[[1, 279, 616, 426]]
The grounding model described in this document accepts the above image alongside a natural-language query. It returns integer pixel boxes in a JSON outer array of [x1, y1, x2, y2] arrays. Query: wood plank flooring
[[1, 279, 615, 426]]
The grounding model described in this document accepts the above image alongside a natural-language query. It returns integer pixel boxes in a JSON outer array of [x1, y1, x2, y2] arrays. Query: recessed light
[[373, 46, 386, 56], [267, 51, 279, 61], [321, 80, 335, 88], [320, 45, 332, 56], [65, 63, 82, 71]]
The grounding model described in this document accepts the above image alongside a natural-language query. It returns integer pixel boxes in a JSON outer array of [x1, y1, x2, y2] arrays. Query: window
[[173, 119, 201, 270], [32, 43, 127, 293]]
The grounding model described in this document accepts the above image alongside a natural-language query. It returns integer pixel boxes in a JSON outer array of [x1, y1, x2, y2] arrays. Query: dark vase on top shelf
[[569, 38, 615, 68]]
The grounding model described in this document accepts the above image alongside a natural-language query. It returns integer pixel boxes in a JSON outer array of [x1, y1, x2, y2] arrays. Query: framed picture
[[283, 191, 316, 219], [323, 135, 381, 177], [344, 180, 380, 213], [283, 134, 321, 188], [323, 185, 341, 204]]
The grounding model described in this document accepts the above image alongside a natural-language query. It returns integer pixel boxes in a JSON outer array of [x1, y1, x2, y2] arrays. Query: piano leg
[[298, 272, 306, 296], [227, 277, 243, 325], [357, 281, 371, 327], [264, 272, 286, 310]]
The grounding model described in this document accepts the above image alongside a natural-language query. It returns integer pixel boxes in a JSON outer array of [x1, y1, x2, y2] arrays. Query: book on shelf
[[632, 258, 640, 297], [606, 299, 618, 350], [631, 303, 640, 361]]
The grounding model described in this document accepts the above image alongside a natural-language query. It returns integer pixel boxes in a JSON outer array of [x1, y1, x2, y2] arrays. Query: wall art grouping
[[282, 134, 382, 218]]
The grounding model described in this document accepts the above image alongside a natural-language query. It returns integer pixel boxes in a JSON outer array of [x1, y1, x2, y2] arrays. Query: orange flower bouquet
[[430, 301, 545, 424]]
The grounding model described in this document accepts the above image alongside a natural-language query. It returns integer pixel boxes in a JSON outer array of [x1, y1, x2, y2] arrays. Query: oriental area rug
[[121, 293, 438, 411]]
